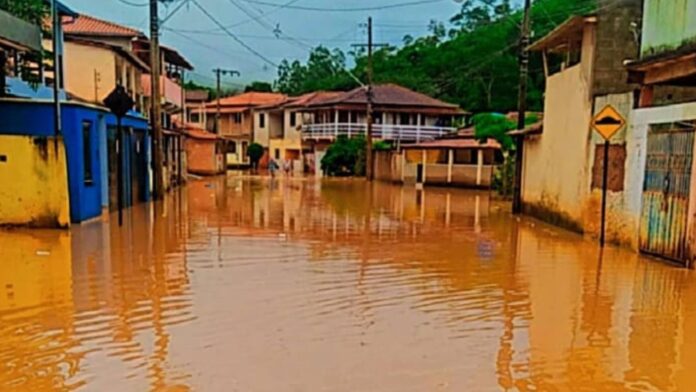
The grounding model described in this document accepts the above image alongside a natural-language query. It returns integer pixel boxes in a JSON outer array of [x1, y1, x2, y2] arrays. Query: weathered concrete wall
[[592, 0, 642, 96], [0, 135, 70, 228], [641, 0, 696, 57], [584, 93, 642, 248], [521, 64, 593, 232]]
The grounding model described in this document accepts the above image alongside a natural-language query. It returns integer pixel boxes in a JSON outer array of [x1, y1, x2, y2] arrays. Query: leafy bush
[[247, 142, 264, 169], [321, 136, 365, 176], [320, 136, 392, 177]]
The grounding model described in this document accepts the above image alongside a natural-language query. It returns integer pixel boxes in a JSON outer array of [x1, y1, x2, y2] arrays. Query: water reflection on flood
[[1, 175, 696, 391]]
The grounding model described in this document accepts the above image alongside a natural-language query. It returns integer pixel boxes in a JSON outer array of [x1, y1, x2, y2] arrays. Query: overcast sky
[[61, 0, 462, 88]]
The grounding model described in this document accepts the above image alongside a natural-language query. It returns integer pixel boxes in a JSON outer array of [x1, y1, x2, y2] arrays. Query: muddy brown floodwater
[[2, 176, 696, 391]]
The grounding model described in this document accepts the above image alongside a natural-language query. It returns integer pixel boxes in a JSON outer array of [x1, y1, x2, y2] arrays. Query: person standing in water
[[269, 158, 279, 178]]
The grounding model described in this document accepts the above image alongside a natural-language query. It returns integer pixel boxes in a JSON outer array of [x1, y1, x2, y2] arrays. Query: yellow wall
[[522, 26, 596, 231], [63, 42, 117, 103], [0, 135, 70, 228]]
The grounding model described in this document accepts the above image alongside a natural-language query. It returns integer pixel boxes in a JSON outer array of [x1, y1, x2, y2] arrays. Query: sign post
[[104, 86, 135, 227], [591, 105, 626, 247]]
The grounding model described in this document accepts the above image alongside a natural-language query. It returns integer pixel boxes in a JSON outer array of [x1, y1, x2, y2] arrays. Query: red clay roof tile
[[63, 14, 144, 38]]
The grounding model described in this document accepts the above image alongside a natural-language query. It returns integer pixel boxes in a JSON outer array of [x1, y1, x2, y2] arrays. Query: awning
[[528, 15, 596, 53]]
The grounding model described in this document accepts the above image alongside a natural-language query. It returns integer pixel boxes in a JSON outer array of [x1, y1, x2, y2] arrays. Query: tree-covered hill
[[274, 0, 596, 113]]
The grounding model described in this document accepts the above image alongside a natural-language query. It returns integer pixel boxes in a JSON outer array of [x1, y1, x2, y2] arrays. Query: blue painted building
[[0, 99, 149, 223]]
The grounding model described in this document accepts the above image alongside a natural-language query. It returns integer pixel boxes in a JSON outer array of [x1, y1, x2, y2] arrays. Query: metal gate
[[640, 123, 695, 264]]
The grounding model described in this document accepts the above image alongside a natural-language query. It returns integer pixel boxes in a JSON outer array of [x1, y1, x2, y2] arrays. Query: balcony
[[142, 74, 183, 110], [302, 123, 457, 143]]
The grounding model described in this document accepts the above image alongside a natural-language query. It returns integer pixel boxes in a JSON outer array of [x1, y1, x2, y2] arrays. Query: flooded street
[[2, 176, 696, 391]]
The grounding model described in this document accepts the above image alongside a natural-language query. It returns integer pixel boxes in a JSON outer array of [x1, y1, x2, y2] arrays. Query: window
[[374, 112, 383, 124], [400, 113, 411, 125], [82, 121, 94, 185], [227, 142, 237, 154], [190, 112, 200, 123], [259, 113, 266, 128], [275, 149, 280, 159], [233, 113, 242, 123], [290, 112, 297, 127]]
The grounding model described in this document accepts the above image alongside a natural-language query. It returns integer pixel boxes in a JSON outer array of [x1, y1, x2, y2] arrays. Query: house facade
[[63, 13, 193, 191], [63, 38, 149, 114], [252, 92, 341, 172], [625, 0, 696, 265], [519, 0, 644, 242], [191, 92, 286, 167], [518, 0, 696, 266], [298, 84, 464, 175], [0, 2, 152, 227]]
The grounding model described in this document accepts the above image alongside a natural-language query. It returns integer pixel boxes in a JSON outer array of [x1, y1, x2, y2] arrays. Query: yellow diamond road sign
[[592, 105, 626, 140]]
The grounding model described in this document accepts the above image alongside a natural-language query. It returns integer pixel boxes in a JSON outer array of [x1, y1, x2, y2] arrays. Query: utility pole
[[150, 0, 165, 200], [512, 0, 532, 214], [351, 17, 386, 181], [213, 68, 240, 134], [366, 16, 374, 181]]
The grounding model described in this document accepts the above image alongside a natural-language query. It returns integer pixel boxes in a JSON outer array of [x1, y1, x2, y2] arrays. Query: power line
[[239, 0, 446, 12], [115, 0, 148, 7], [190, 0, 279, 67], [163, 27, 266, 67], [167, 29, 359, 43], [224, 0, 312, 51]]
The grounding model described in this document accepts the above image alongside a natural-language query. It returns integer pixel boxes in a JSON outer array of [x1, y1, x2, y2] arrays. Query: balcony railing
[[302, 123, 456, 143], [142, 75, 183, 109]]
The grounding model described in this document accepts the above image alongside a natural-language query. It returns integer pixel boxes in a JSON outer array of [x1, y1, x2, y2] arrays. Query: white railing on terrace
[[302, 123, 456, 143]]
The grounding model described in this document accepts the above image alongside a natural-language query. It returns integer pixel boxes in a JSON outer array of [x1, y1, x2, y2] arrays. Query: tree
[[245, 81, 273, 93], [0, 0, 47, 25], [247, 142, 264, 170], [275, 46, 354, 96]]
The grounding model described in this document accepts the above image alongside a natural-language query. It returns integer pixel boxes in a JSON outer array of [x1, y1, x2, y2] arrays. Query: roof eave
[[528, 15, 597, 52]]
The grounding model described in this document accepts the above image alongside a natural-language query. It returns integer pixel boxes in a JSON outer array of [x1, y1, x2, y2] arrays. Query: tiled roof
[[404, 137, 502, 150], [288, 91, 343, 107], [256, 91, 343, 110], [311, 84, 461, 111], [63, 14, 144, 38], [206, 92, 286, 108]]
